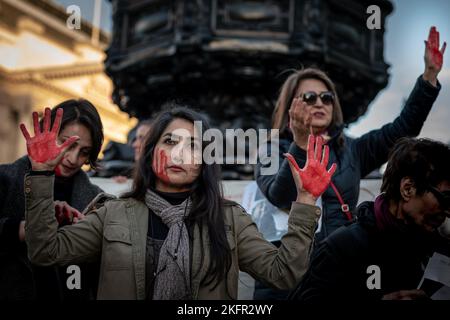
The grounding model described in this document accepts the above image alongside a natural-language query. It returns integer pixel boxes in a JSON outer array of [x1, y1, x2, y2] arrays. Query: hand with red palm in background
[[20, 108, 79, 171], [284, 134, 337, 206], [20, 108, 84, 230], [423, 26, 446, 87]]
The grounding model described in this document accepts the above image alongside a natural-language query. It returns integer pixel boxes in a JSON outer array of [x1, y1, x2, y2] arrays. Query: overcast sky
[[54, 0, 450, 143]]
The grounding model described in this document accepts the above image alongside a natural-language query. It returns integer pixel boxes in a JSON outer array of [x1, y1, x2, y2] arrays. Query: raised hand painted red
[[20, 108, 78, 165], [152, 148, 171, 183], [426, 26, 446, 70], [284, 135, 337, 197]]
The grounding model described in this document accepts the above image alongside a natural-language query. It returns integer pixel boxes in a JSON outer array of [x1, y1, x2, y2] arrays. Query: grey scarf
[[145, 188, 192, 300]]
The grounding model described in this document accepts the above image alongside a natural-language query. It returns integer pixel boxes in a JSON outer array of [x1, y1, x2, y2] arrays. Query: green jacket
[[25, 174, 320, 300]]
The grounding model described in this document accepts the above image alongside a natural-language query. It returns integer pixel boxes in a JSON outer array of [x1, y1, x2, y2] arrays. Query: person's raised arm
[[238, 135, 337, 290], [355, 26, 445, 177], [21, 108, 102, 266]]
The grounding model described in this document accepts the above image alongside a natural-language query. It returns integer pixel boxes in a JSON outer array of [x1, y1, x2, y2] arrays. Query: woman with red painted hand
[[257, 26, 445, 242], [290, 137, 450, 301], [254, 26, 446, 300], [0, 99, 104, 300], [23, 104, 335, 299]]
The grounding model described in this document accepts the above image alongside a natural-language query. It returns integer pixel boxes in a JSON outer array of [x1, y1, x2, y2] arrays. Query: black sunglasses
[[301, 91, 335, 106], [428, 186, 450, 217]]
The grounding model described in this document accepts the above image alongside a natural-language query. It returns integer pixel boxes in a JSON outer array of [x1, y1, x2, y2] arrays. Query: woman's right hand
[[288, 97, 312, 149], [20, 108, 79, 171], [284, 135, 337, 205]]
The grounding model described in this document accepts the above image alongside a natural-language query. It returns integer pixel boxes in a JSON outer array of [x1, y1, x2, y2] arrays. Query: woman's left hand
[[423, 26, 446, 86], [284, 135, 337, 205]]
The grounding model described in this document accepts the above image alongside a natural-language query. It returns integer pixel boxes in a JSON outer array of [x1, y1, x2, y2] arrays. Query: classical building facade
[[0, 0, 136, 164]]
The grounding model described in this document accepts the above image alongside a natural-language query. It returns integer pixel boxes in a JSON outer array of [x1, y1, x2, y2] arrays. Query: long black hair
[[123, 103, 231, 288]]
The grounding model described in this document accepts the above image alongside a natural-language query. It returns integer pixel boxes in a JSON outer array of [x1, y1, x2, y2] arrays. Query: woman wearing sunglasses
[[254, 26, 446, 299]]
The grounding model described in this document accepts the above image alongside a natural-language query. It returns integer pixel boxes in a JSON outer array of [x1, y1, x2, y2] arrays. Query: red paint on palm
[[285, 135, 337, 197], [20, 108, 78, 165], [152, 148, 171, 183], [24, 133, 61, 163], [427, 26, 446, 69]]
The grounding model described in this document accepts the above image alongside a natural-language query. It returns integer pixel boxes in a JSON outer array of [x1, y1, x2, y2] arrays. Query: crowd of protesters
[[0, 26, 448, 301]]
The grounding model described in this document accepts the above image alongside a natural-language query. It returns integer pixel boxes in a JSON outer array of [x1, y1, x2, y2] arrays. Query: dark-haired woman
[[0, 99, 104, 300], [23, 105, 335, 300]]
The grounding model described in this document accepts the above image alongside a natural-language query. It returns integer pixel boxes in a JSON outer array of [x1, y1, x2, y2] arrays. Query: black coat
[[256, 75, 441, 240], [289, 201, 450, 301], [0, 156, 102, 300]]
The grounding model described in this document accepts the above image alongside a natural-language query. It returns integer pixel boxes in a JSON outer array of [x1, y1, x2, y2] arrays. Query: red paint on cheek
[[153, 149, 170, 183], [54, 155, 66, 176], [55, 165, 62, 177]]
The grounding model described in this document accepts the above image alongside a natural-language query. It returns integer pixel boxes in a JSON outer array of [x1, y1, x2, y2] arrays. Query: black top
[[54, 176, 75, 204]]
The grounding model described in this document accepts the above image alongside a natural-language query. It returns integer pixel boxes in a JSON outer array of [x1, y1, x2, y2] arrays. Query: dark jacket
[[0, 156, 102, 300], [256, 75, 441, 240], [289, 200, 449, 301]]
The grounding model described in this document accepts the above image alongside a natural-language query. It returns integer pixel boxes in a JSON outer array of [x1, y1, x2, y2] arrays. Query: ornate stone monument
[[106, 0, 393, 179]]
